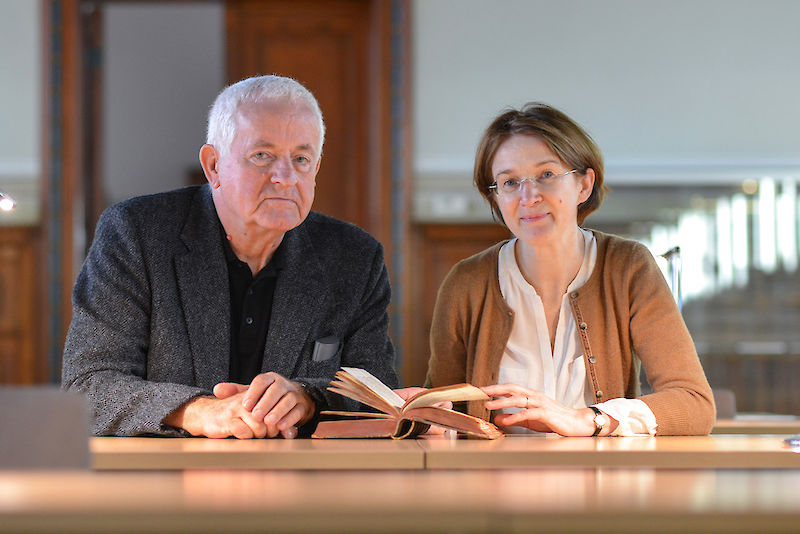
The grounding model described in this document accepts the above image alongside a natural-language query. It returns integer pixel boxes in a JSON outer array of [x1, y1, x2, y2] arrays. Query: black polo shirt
[[219, 225, 285, 385]]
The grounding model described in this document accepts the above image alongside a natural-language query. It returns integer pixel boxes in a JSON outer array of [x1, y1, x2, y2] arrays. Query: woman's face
[[490, 134, 594, 247]]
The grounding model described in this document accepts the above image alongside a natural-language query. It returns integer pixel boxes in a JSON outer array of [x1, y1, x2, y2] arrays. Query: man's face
[[210, 100, 321, 235]]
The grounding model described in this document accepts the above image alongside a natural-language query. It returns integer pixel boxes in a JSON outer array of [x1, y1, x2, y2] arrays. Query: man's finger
[[262, 391, 297, 427], [251, 383, 289, 421], [276, 403, 306, 433], [243, 373, 278, 410], [229, 418, 256, 440], [280, 426, 298, 439], [213, 382, 248, 399], [239, 413, 268, 439]]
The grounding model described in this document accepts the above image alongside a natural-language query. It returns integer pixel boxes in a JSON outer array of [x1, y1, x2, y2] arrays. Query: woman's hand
[[394, 387, 427, 402], [481, 383, 616, 436]]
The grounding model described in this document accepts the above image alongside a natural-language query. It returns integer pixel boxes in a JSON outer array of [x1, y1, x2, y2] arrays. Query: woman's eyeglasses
[[489, 169, 578, 195]]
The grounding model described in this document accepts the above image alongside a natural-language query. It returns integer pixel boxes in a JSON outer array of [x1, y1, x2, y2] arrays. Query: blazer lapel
[[174, 186, 230, 390], [262, 222, 328, 377]]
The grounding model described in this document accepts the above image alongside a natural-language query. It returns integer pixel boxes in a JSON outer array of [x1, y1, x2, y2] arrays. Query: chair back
[[0, 387, 90, 469]]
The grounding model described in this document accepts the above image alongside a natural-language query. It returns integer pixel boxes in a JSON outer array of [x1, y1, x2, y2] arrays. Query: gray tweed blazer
[[62, 185, 398, 436]]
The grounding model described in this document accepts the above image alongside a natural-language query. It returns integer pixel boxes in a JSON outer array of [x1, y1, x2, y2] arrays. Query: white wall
[[103, 3, 224, 205], [413, 0, 800, 219], [5, 1, 800, 221], [0, 0, 40, 224]]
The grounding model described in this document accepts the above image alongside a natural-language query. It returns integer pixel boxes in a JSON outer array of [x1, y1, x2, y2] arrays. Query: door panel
[[226, 0, 371, 232]]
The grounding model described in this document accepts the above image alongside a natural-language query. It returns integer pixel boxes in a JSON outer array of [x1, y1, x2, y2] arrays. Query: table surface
[[419, 433, 800, 469], [712, 417, 800, 434], [7, 435, 800, 533], [90, 436, 424, 470], [2, 467, 800, 533], [90, 434, 800, 470]]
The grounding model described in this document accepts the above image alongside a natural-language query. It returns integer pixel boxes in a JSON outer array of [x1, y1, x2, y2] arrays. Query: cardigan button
[[588, 356, 596, 364], [595, 390, 603, 399], [579, 322, 588, 330]]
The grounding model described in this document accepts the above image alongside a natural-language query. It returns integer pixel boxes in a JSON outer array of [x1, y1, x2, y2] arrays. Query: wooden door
[[225, 0, 402, 254], [404, 224, 511, 386], [0, 227, 43, 383]]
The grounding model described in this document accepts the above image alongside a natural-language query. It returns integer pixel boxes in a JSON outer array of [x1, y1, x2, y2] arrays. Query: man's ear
[[199, 144, 221, 188], [577, 168, 595, 204]]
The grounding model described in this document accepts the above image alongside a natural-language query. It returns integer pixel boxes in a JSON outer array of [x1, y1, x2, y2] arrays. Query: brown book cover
[[312, 367, 503, 440]]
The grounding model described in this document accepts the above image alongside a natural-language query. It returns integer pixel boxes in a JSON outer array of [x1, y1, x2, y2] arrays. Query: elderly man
[[62, 75, 398, 438]]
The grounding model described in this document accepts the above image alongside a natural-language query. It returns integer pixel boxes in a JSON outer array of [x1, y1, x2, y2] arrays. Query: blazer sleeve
[[293, 242, 399, 411], [62, 205, 208, 436], [626, 243, 716, 435]]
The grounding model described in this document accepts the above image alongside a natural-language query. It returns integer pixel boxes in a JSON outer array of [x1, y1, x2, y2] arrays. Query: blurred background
[[1, 0, 798, 415]]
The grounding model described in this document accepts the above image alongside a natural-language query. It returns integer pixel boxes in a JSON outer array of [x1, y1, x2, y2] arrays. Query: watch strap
[[589, 406, 604, 437]]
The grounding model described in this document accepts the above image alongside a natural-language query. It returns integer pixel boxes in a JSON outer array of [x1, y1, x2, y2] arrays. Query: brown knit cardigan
[[425, 230, 715, 436]]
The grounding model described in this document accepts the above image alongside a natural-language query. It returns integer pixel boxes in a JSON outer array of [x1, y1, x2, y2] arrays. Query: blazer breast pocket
[[312, 336, 341, 363]]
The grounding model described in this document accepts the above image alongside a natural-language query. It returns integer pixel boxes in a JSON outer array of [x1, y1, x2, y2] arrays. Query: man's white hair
[[206, 74, 325, 155]]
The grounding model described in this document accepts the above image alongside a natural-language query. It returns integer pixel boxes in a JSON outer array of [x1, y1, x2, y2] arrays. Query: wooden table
[[420, 434, 800, 469], [2, 468, 799, 533], [713, 417, 800, 435], [91, 436, 424, 470], [92, 435, 800, 471]]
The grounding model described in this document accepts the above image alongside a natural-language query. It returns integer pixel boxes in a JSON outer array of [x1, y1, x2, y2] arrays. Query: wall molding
[[0, 176, 41, 225]]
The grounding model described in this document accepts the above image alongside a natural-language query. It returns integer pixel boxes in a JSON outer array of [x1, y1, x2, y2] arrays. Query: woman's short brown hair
[[474, 102, 607, 226]]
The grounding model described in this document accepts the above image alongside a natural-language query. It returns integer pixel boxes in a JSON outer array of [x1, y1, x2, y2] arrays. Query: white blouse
[[497, 229, 657, 436]]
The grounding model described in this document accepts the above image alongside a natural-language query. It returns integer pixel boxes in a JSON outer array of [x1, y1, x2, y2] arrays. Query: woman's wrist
[[587, 406, 608, 436]]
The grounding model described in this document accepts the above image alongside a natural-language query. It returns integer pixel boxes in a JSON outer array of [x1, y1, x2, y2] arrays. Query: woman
[[426, 103, 715, 436]]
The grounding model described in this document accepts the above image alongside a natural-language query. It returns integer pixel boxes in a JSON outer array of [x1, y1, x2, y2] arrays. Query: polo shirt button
[[588, 356, 596, 364], [595, 390, 603, 399]]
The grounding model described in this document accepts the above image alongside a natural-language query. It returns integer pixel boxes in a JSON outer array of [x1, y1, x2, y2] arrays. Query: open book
[[312, 367, 503, 439]]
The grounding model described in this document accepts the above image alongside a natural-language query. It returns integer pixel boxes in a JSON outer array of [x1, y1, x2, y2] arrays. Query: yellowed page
[[403, 383, 488, 411], [340, 367, 405, 408]]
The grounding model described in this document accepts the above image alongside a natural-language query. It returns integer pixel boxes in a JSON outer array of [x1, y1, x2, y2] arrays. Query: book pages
[[340, 367, 405, 408], [403, 383, 488, 411]]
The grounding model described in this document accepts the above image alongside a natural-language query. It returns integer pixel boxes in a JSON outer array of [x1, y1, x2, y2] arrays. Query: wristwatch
[[589, 406, 608, 437]]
